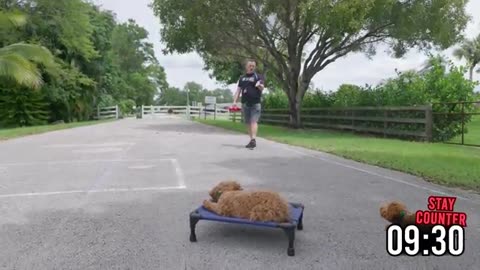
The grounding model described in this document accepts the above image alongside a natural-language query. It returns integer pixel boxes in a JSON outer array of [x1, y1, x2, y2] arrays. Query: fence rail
[[138, 105, 230, 119], [231, 105, 433, 141], [229, 112, 243, 123], [432, 101, 480, 147], [96, 104, 232, 120], [97, 105, 119, 120]]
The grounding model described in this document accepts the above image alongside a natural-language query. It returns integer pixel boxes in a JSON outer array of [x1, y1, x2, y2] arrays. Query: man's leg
[[245, 123, 255, 148], [251, 122, 257, 139], [243, 104, 255, 148], [246, 104, 261, 149]]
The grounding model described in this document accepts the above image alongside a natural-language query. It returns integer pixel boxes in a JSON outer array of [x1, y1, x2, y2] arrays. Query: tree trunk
[[469, 66, 474, 81], [288, 96, 302, 128], [286, 80, 308, 129]]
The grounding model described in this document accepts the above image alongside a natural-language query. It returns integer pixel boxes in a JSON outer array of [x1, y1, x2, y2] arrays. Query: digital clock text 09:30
[[386, 224, 465, 256]]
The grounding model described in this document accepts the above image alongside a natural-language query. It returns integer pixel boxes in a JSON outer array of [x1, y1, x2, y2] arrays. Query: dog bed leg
[[297, 212, 304, 230], [189, 212, 200, 242], [283, 227, 295, 256]]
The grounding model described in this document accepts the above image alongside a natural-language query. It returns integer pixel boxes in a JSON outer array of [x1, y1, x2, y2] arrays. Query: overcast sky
[[94, 0, 480, 92]]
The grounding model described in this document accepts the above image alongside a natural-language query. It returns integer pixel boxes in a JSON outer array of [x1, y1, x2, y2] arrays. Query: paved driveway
[[1, 117, 479, 269]]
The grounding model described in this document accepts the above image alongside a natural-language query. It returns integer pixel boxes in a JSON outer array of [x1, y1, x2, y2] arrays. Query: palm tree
[[453, 35, 480, 81], [0, 11, 55, 89], [418, 54, 449, 75]]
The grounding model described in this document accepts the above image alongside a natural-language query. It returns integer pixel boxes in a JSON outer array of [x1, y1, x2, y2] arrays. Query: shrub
[[423, 58, 477, 141], [303, 90, 334, 108], [362, 58, 476, 141], [118, 99, 136, 116], [263, 91, 289, 109], [261, 56, 477, 142], [373, 71, 429, 106], [98, 94, 117, 108], [332, 84, 363, 107], [0, 89, 50, 127]]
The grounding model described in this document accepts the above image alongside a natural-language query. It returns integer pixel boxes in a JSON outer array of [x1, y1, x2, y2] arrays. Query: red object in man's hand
[[228, 105, 241, 112]]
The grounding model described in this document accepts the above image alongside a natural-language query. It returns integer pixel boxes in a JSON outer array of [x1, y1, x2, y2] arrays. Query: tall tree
[[211, 88, 234, 103], [0, 0, 168, 126], [110, 19, 168, 105], [453, 35, 480, 81], [152, 0, 470, 127], [111, 19, 156, 73], [183, 81, 204, 105], [24, 0, 98, 66], [0, 42, 55, 89], [0, 11, 55, 89], [157, 86, 186, 105]]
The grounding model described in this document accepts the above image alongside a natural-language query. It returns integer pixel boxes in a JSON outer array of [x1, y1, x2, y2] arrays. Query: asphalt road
[[0, 116, 479, 270]]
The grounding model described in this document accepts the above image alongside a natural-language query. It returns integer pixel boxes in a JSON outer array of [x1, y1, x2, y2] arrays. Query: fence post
[[461, 102, 465, 145], [383, 109, 387, 138], [115, 105, 119, 119], [186, 105, 190, 119], [351, 109, 355, 130], [97, 106, 100, 120], [214, 104, 217, 120], [425, 105, 433, 142], [141, 105, 144, 119], [151, 105, 154, 117]]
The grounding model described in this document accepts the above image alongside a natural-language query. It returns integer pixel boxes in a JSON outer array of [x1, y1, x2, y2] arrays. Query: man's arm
[[255, 74, 265, 91], [233, 86, 241, 104], [256, 83, 265, 91], [233, 77, 243, 104]]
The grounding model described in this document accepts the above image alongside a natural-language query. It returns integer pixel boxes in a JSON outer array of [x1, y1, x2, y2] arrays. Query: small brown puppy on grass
[[202, 180, 290, 223]]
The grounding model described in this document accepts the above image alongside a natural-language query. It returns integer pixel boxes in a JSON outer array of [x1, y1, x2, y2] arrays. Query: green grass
[[198, 119, 480, 192], [450, 115, 480, 145], [0, 120, 115, 140]]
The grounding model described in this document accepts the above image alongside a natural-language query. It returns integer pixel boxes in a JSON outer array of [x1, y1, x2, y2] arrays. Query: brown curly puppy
[[379, 200, 451, 253], [380, 201, 416, 229], [380, 201, 434, 231], [202, 180, 290, 223]]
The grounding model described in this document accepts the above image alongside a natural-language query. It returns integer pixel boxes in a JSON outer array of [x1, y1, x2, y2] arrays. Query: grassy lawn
[[450, 115, 480, 145], [0, 120, 115, 141], [198, 119, 480, 192]]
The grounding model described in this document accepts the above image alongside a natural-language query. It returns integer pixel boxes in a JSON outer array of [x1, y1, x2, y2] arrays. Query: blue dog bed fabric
[[189, 202, 304, 256], [193, 203, 304, 228]]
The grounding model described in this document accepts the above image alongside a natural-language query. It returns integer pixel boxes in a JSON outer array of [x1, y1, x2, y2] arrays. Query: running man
[[233, 59, 265, 149]]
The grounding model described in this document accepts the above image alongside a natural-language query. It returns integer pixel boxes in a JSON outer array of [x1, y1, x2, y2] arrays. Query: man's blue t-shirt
[[238, 72, 265, 105]]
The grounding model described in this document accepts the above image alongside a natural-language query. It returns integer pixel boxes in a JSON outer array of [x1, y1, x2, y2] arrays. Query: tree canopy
[[156, 81, 233, 105], [0, 0, 169, 126], [453, 34, 480, 81], [152, 0, 471, 127], [0, 11, 55, 89]]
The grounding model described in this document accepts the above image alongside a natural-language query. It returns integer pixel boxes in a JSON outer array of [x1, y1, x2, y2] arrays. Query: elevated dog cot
[[189, 202, 304, 256]]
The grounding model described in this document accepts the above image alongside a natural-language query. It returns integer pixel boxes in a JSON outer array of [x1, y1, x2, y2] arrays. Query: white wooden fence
[[97, 105, 119, 120], [95, 104, 232, 120], [139, 105, 230, 119]]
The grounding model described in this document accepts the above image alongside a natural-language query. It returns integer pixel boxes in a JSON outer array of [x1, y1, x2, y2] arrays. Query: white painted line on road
[[41, 142, 136, 148], [0, 158, 174, 167], [170, 159, 186, 188], [279, 144, 479, 204], [128, 165, 156, 170], [0, 186, 186, 199], [73, 147, 124, 154]]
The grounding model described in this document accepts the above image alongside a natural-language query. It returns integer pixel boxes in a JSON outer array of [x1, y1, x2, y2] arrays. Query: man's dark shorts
[[242, 103, 261, 124]]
